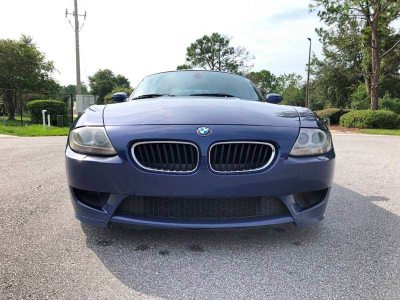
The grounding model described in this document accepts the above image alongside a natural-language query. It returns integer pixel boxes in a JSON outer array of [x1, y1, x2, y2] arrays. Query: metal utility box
[[76, 95, 97, 113], [57, 115, 64, 127]]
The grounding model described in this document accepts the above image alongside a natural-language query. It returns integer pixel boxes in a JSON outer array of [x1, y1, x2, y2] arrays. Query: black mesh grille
[[133, 142, 198, 172], [115, 196, 288, 220], [210, 142, 275, 172]]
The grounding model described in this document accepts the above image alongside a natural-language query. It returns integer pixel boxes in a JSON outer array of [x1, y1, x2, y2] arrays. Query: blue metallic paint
[[266, 93, 283, 104], [66, 92, 335, 229], [66, 100, 335, 228], [80, 105, 106, 126], [103, 97, 300, 127], [111, 92, 128, 103], [294, 106, 328, 130]]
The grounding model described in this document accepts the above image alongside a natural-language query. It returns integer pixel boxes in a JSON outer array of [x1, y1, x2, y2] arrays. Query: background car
[[65, 70, 335, 229]]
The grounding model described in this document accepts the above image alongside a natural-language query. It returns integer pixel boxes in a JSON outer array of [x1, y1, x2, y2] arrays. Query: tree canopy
[[59, 83, 89, 97], [178, 33, 254, 74], [247, 70, 278, 97], [311, 0, 400, 109], [0, 35, 58, 119], [3, 6, 399, 119], [276, 74, 306, 107], [246, 70, 305, 106], [88, 69, 131, 104]]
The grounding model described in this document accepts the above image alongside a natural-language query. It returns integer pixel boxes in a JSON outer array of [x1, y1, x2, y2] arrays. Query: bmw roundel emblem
[[197, 127, 211, 136]]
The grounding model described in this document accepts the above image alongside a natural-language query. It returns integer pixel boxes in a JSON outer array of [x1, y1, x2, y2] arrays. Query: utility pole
[[66, 1, 86, 95], [306, 38, 312, 108]]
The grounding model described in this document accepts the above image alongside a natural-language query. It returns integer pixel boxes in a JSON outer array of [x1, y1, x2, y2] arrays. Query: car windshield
[[130, 71, 263, 101]]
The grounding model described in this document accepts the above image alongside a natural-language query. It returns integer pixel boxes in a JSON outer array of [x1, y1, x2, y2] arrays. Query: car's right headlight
[[289, 128, 332, 156], [69, 126, 117, 156]]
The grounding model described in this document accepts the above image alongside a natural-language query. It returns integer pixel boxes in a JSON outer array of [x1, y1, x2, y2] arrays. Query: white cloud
[[0, 0, 323, 88]]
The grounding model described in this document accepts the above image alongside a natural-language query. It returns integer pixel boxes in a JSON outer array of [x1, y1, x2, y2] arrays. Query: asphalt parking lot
[[1, 133, 400, 299]]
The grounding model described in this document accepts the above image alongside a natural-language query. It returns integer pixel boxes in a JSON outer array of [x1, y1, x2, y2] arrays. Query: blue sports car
[[65, 70, 335, 229]]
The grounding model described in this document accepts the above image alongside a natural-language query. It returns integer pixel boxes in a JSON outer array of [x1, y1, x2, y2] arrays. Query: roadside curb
[[0, 134, 19, 138], [330, 130, 359, 134]]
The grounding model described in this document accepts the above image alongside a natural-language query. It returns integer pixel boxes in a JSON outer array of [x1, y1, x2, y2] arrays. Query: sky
[[0, 0, 324, 89]]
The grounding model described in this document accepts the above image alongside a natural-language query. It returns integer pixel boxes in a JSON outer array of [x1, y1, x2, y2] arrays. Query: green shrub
[[350, 84, 370, 110], [379, 96, 400, 114], [27, 100, 68, 126], [315, 108, 352, 125], [339, 110, 400, 129]]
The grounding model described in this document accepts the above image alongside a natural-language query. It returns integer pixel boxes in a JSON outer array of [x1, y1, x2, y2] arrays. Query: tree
[[178, 33, 254, 74], [59, 83, 89, 97], [310, 54, 363, 109], [247, 70, 305, 105], [88, 69, 131, 104], [176, 64, 192, 70], [377, 30, 400, 98], [309, 15, 365, 109], [311, 0, 400, 110], [104, 86, 134, 104], [350, 83, 370, 109], [247, 70, 279, 97], [276, 73, 306, 107], [0, 35, 57, 119]]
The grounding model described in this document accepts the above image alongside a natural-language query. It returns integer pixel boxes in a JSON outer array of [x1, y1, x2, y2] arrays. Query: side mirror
[[266, 93, 283, 104], [111, 92, 128, 103]]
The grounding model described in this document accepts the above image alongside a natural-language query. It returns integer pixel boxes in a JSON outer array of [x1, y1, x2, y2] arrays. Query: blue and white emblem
[[197, 127, 211, 136]]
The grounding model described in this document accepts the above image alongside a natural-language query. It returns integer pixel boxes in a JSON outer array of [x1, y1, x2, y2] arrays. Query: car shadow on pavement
[[81, 183, 400, 299]]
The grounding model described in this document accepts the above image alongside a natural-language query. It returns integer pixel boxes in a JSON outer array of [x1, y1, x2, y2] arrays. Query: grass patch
[[0, 116, 32, 126], [360, 129, 400, 136], [0, 124, 69, 137]]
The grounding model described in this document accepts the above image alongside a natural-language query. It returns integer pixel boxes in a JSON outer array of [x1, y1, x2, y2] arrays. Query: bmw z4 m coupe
[[65, 70, 335, 229]]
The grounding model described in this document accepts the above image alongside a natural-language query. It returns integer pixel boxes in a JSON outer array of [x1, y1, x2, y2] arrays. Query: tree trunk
[[370, 76, 379, 110], [370, 24, 380, 110], [364, 76, 371, 95], [218, 45, 221, 71], [5, 91, 16, 120]]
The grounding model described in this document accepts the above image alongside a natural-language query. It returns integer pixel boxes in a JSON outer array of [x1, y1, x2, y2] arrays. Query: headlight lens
[[289, 128, 332, 156], [69, 127, 117, 156]]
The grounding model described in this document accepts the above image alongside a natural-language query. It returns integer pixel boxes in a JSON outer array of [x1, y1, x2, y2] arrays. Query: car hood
[[103, 97, 300, 127]]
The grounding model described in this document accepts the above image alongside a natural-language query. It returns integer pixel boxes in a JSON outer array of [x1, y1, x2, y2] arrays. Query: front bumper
[[65, 125, 335, 228]]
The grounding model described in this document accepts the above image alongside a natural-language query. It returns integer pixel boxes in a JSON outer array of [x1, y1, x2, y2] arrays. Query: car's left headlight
[[289, 128, 332, 156], [69, 126, 117, 156]]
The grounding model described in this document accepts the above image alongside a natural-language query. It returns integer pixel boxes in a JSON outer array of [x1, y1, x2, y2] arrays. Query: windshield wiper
[[190, 93, 235, 97], [132, 94, 175, 100]]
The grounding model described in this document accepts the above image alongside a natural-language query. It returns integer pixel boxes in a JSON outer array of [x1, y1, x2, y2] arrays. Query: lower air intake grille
[[209, 142, 275, 173], [132, 141, 199, 172], [115, 196, 288, 220]]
